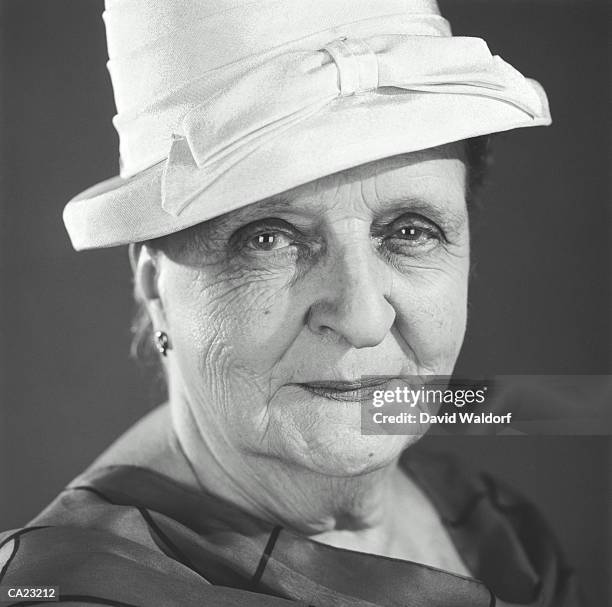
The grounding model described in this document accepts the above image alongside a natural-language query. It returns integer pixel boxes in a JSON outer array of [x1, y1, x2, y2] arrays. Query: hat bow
[[160, 33, 544, 216]]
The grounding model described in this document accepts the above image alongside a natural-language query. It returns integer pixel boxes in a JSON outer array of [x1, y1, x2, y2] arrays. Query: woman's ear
[[129, 243, 166, 324], [130, 242, 160, 300]]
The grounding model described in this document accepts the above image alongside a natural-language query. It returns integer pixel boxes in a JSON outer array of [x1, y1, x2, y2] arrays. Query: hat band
[[159, 33, 546, 217], [324, 38, 380, 95]]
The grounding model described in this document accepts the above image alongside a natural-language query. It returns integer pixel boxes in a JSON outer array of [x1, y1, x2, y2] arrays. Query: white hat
[[63, 0, 551, 250]]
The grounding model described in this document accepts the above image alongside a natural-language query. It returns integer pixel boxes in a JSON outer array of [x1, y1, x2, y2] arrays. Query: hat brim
[[63, 84, 550, 250]]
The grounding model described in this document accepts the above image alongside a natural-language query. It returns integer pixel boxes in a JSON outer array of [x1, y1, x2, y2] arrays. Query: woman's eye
[[246, 231, 293, 251], [380, 216, 445, 256], [395, 225, 437, 243], [230, 218, 309, 258]]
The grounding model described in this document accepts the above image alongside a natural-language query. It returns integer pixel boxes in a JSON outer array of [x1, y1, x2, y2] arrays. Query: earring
[[154, 330, 170, 356]]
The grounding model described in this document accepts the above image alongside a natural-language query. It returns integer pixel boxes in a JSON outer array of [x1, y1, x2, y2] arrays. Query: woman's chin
[[284, 431, 420, 478]]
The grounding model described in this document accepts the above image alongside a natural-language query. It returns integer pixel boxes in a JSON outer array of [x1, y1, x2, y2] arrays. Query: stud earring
[[154, 330, 170, 356]]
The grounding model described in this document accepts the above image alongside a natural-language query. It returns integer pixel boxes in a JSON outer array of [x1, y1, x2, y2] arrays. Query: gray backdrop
[[1, 1, 610, 605]]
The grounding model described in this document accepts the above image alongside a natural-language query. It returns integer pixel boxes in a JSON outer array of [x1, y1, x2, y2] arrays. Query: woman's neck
[[170, 398, 407, 539]]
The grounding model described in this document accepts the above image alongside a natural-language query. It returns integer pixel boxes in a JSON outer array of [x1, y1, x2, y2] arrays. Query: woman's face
[[149, 143, 470, 477]]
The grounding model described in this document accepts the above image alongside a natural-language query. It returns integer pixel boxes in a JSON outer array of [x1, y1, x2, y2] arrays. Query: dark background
[[0, 0, 610, 604]]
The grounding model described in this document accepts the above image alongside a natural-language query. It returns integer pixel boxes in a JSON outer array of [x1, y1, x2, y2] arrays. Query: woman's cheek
[[391, 269, 468, 374], [169, 263, 303, 382], [160, 270, 280, 444]]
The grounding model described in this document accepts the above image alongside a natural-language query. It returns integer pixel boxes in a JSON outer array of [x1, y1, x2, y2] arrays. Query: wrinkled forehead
[[245, 142, 468, 219]]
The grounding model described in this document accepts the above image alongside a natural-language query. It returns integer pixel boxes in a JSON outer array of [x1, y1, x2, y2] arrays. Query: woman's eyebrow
[[372, 198, 467, 230], [207, 198, 303, 232], [230, 199, 295, 221]]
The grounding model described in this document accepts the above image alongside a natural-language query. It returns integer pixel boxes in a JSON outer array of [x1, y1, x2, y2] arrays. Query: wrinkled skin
[[135, 142, 470, 544]]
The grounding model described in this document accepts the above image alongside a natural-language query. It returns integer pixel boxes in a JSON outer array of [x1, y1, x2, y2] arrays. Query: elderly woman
[[0, 1, 582, 606]]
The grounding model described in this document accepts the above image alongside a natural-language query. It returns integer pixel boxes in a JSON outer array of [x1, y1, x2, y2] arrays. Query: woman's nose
[[306, 245, 395, 348]]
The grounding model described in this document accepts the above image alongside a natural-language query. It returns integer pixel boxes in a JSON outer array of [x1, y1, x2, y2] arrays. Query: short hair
[[130, 135, 493, 395]]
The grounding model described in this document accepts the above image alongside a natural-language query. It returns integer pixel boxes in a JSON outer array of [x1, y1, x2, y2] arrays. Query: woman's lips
[[295, 379, 391, 403]]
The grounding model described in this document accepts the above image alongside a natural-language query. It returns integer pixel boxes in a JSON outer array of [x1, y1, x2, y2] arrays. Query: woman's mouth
[[295, 378, 391, 402]]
